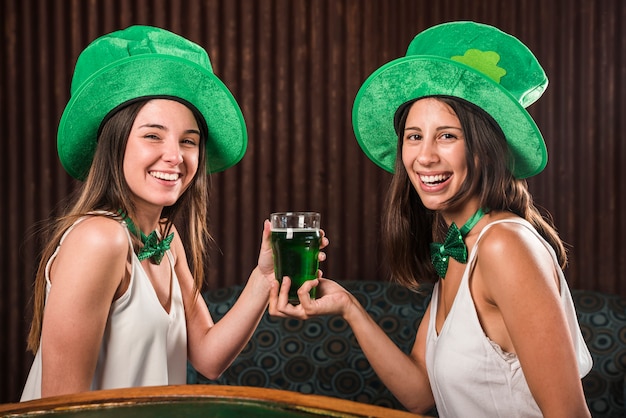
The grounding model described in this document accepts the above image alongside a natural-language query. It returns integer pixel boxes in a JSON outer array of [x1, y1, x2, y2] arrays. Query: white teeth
[[150, 171, 179, 181], [420, 174, 449, 184]]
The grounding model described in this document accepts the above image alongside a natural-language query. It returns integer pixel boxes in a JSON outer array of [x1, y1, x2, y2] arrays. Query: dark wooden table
[[0, 384, 427, 417]]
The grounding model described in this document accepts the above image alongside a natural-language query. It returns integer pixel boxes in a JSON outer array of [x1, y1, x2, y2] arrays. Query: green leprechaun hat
[[352, 21, 548, 179], [57, 25, 247, 180]]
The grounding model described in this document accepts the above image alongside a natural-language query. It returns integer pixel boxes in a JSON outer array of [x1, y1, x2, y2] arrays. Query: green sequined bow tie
[[121, 212, 174, 265], [430, 208, 485, 278]]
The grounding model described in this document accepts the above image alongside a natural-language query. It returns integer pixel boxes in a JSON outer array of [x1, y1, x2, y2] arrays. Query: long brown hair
[[27, 99, 211, 353], [382, 96, 567, 290]]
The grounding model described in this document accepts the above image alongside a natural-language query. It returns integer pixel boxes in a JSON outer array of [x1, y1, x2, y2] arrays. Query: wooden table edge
[[0, 385, 426, 417]]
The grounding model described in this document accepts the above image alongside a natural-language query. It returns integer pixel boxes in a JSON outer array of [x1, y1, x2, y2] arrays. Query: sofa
[[574, 289, 626, 417], [187, 280, 626, 417]]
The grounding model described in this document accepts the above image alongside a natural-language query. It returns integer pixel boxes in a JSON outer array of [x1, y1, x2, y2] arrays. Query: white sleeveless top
[[21, 215, 187, 401], [425, 219, 592, 417]]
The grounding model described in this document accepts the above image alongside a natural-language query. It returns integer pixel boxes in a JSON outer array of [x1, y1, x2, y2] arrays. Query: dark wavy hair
[[382, 96, 566, 290]]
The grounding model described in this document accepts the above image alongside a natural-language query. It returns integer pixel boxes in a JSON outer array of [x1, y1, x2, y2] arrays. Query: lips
[[420, 173, 451, 186], [150, 171, 181, 181]]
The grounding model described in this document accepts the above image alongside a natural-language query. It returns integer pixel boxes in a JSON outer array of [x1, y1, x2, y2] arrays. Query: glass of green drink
[[270, 212, 321, 304]]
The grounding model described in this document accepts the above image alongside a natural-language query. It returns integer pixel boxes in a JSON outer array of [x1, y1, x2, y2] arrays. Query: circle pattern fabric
[[573, 289, 626, 417], [187, 283, 626, 417], [188, 281, 432, 411]]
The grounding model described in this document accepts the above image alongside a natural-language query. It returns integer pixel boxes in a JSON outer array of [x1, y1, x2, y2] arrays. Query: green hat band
[[58, 25, 247, 180], [352, 21, 548, 179]]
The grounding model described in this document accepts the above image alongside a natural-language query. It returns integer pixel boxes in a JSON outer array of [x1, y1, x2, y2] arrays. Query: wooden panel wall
[[1, 0, 624, 404]]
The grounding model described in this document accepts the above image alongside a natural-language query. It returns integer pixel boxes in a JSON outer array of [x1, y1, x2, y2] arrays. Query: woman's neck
[[440, 199, 482, 228], [127, 210, 162, 235]]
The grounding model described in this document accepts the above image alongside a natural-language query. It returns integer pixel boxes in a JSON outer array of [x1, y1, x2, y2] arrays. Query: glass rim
[[270, 211, 320, 217], [269, 212, 321, 230]]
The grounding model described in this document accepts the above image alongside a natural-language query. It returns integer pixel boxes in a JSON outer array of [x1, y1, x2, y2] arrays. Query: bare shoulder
[[477, 219, 546, 260], [60, 215, 129, 259], [475, 219, 557, 293], [50, 215, 129, 293]]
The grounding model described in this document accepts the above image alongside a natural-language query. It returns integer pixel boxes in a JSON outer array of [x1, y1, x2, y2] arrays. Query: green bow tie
[[430, 208, 485, 278], [120, 212, 174, 265], [138, 230, 174, 264]]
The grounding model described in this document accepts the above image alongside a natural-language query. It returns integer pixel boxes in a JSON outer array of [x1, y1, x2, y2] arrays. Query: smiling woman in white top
[[21, 25, 328, 401], [270, 21, 592, 417]]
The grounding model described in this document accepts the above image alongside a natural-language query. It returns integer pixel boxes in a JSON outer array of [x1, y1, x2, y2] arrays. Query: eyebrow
[[138, 123, 201, 135], [404, 125, 462, 131]]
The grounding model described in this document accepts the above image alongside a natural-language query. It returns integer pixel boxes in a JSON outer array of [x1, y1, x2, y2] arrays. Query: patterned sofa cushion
[[573, 289, 626, 417], [188, 282, 626, 417], [188, 281, 432, 412]]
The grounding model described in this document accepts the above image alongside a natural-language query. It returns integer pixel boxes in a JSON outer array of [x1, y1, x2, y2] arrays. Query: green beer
[[270, 228, 321, 303]]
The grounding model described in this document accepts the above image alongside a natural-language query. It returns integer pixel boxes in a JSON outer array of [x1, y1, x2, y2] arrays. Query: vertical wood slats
[[1, 0, 624, 403]]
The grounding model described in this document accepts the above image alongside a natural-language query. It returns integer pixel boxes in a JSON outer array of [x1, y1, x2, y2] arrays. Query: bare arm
[[183, 220, 322, 379], [476, 223, 590, 418], [41, 217, 128, 397], [179, 221, 274, 378], [270, 278, 435, 414]]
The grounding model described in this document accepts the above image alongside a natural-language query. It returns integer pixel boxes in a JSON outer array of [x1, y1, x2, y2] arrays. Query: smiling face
[[123, 99, 201, 213], [401, 98, 470, 212]]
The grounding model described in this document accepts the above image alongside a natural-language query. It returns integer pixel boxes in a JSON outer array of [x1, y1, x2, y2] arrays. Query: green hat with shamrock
[[352, 21, 548, 179], [58, 25, 247, 180]]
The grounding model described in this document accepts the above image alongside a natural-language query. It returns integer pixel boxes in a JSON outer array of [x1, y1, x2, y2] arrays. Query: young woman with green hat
[[270, 21, 591, 417], [21, 25, 328, 401]]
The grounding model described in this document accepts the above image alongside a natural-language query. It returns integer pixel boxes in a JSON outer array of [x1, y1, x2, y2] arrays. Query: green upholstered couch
[[187, 281, 626, 417]]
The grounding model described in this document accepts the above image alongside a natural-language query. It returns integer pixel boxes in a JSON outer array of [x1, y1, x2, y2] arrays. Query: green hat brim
[[58, 54, 247, 180], [352, 56, 547, 179]]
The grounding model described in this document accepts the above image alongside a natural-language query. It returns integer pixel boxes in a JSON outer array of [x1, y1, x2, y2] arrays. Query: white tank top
[[21, 215, 187, 401], [425, 219, 592, 417]]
